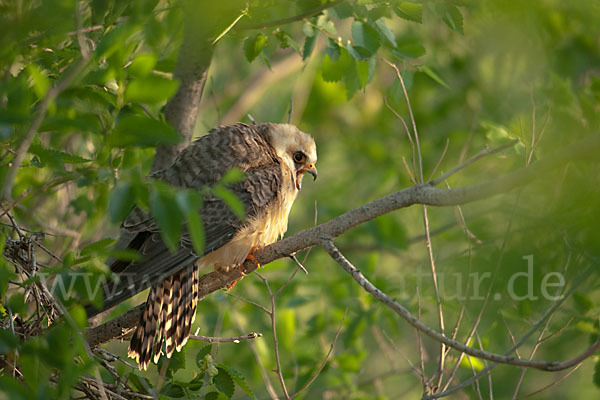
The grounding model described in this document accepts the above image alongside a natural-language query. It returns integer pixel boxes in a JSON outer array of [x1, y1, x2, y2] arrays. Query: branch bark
[[86, 133, 600, 347]]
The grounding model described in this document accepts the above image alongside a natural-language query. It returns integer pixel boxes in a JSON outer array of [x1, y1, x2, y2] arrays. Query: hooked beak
[[304, 163, 318, 181], [296, 163, 317, 190]]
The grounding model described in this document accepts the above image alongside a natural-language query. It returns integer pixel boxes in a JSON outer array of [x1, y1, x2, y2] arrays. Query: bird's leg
[[226, 245, 263, 291]]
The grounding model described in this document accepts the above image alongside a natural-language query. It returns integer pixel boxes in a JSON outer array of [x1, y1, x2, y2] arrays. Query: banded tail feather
[[128, 263, 199, 370]]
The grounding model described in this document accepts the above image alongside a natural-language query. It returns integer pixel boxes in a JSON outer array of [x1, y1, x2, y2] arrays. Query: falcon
[[87, 123, 317, 370]]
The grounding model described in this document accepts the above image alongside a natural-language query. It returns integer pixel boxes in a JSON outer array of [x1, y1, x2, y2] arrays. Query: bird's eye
[[293, 152, 306, 163]]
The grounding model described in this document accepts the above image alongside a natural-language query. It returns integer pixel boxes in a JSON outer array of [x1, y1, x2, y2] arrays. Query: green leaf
[[330, 1, 354, 19], [0, 329, 20, 354], [302, 34, 318, 60], [108, 181, 135, 223], [221, 168, 246, 185], [356, 59, 376, 89], [217, 365, 256, 400], [326, 38, 341, 62], [110, 114, 181, 147], [176, 191, 205, 256], [150, 183, 183, 252], [196, 345, 213, 368], [442, 5, 464, 34], [374, 19, 397, 48], [214, 186, 246, 220], [393, 40, 426, 58], [395, 1, 423, 23], [29, 144, 92, 164], [80, 238, 117, 256], [419, 65, 450, 89], [321, 49, 353, 83], [27, 64, 50, 100], [160, 383, 185, 398], [243, 33, 268, 63], [351, 21, 380, 56], [125, 75, 179, 104], [129, 53, 157, 77], [275, 31, 300, 54], [96, 22, 138, 59], [214, 366, 235, 398]]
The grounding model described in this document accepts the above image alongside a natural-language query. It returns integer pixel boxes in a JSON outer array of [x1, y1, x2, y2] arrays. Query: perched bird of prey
[[88, 123, 317, 370]]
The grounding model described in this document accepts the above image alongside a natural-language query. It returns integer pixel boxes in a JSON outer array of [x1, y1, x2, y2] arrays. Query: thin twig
[[430, 139, 520, 186], [291, 309, 346, 397], [189, 332, 262, 343], [236, 0, 345, 30]]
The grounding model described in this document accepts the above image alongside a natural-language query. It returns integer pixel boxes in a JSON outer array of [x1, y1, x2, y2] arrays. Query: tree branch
[[86, 133, 600, 347], [320, 237, 600, 372]]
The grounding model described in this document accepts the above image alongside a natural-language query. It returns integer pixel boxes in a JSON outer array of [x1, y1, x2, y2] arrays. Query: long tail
[[128, 263, 199, 370]]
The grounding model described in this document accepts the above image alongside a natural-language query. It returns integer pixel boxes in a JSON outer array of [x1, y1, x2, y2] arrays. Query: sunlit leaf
[[125, 75, 179, 104], [109, 114, 181, 147], [128, 53, 157, 77], [243, 33, 268, 63], [395, 1, 423, 23]]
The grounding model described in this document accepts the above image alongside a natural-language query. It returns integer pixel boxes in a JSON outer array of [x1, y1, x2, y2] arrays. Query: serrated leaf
[[321, 49, 353, 83], [243, 33, 268, 63], [303, 34, 317, 60], [276, 31, 300, 54], [29, 144, 92, 164], [108, 181, 135, 223], [419, 65, 450, 89], [214, 366, 235, 398], [351, 21, 380, 56], [374, 19, 397, 48], [218, 365, 256, 400], [330, 1, 354, 19], [346, 45, 372, 61], [214, 186, 245, 220], [110, 114, 181, 147], [326, 38, 341, 62], [395, 1, 423, 23], [125, 75, 179, 104]]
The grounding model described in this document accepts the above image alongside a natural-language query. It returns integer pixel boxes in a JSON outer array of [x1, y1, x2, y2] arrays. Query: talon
[[245, 246, 262, 269]]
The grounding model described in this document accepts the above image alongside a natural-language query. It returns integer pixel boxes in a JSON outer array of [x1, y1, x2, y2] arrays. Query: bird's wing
[[89, 124, 284, 314]]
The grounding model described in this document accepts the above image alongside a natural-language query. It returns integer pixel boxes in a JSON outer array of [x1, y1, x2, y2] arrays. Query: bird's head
[[267, 124, 317, 190]]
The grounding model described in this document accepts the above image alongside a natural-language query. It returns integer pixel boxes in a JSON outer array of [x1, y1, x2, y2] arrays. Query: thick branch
[[86, 133, 600, 347]]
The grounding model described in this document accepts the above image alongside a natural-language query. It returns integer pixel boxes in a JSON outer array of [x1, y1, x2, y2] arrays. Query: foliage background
[[1, 0, 599, 399]]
